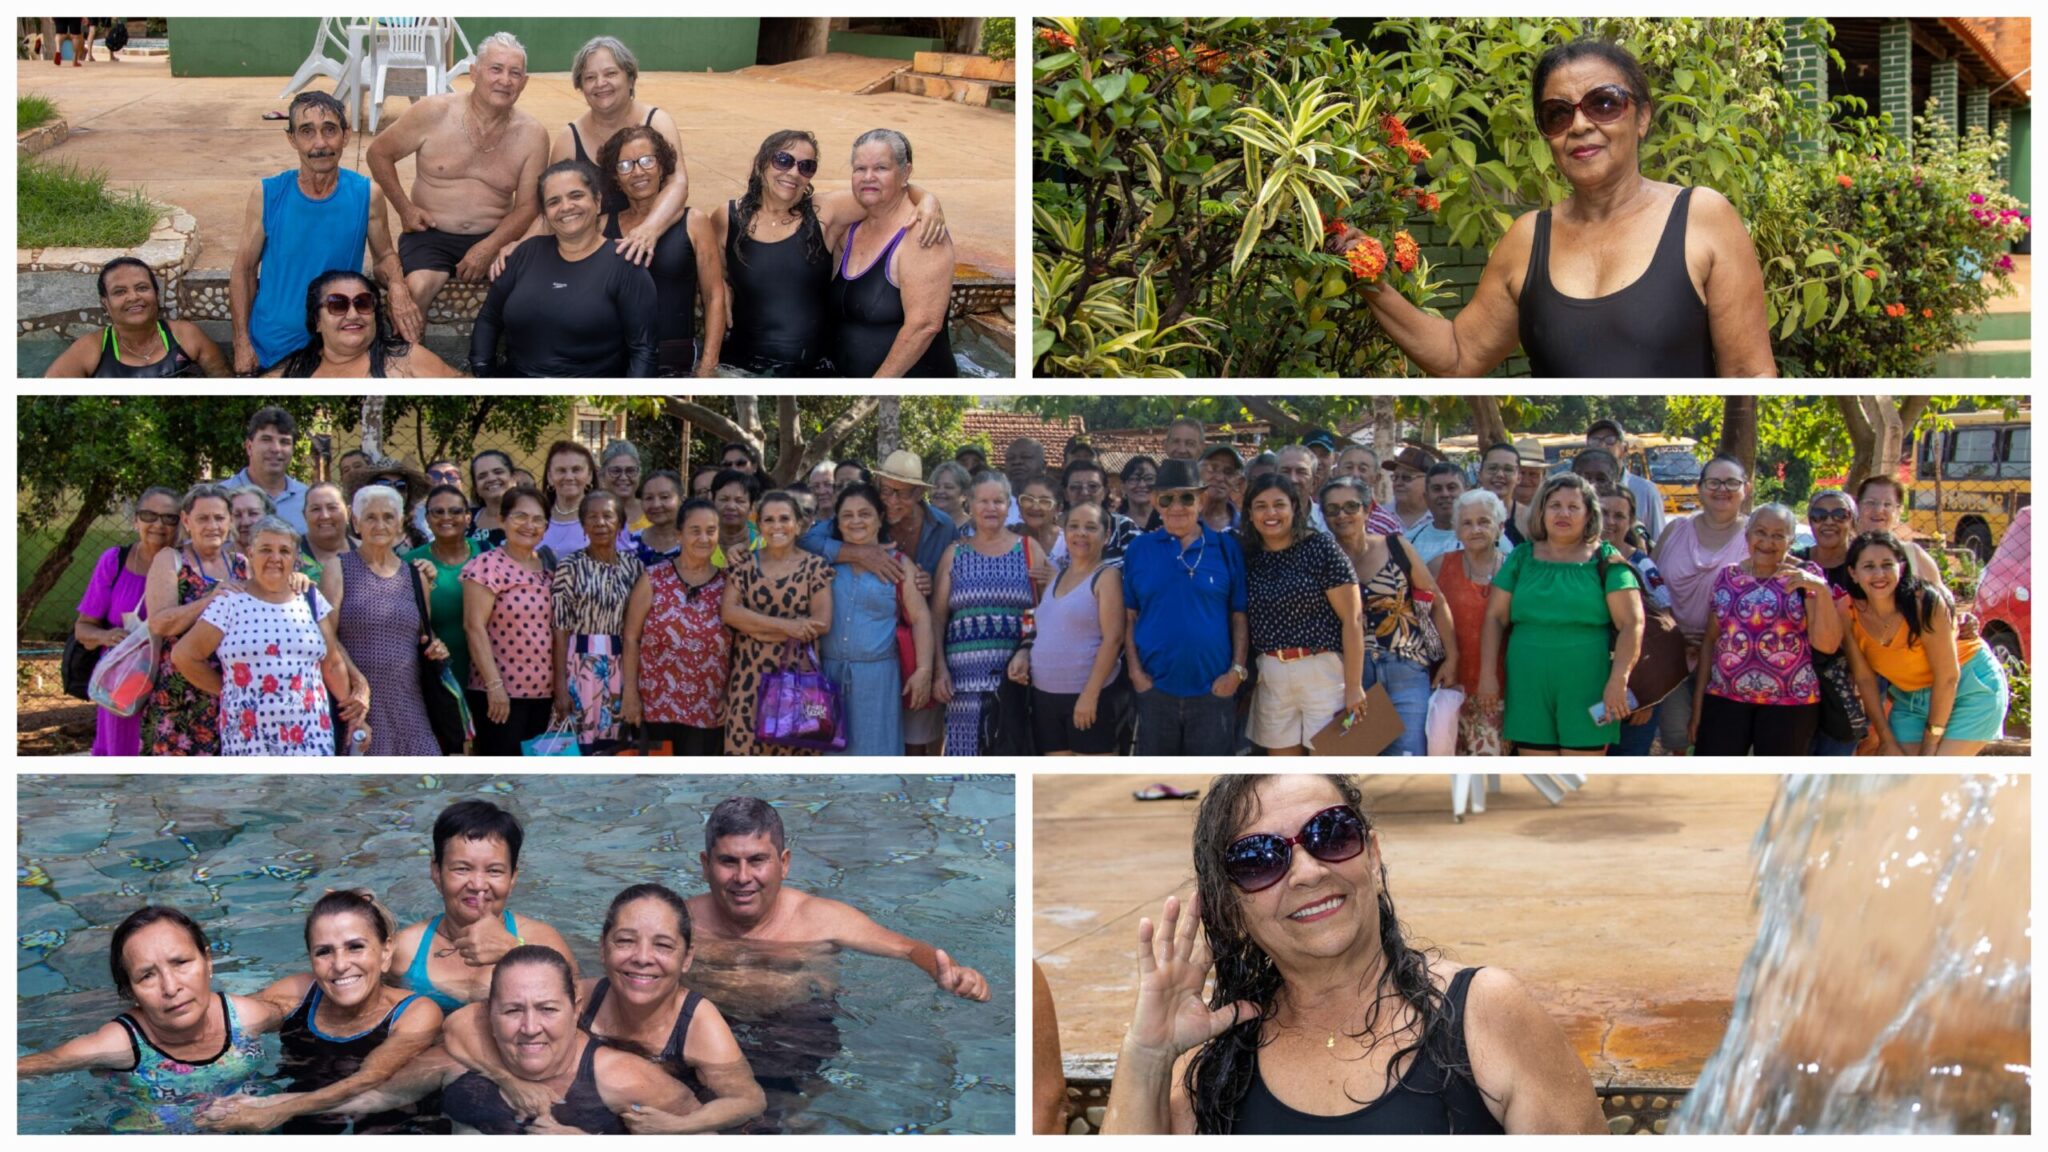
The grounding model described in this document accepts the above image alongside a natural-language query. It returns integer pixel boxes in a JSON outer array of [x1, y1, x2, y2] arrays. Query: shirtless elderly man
[[367, 31, 550, 341]]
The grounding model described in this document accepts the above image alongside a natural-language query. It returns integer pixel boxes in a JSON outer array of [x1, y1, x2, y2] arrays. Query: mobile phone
[[1589, 690, 1641, 726]]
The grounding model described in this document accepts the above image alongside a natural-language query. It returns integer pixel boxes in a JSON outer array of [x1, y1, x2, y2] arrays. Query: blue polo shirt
[[226, 466, 310, 535], [1122, 524, 1247, 697]]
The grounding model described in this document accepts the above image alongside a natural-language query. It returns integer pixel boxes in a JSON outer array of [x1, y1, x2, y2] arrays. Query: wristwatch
[[1927, 725, 1947, 738], [1230, 663, 1248, 680]]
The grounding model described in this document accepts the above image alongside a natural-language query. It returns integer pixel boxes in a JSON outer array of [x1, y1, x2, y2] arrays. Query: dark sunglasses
[[322, 292, 377, 317], [134, 510, 177, 526], [1224, 805, 1368, 893], [1155, 491, 1200, 508], [770, 150, 819, 177], [1809, 507, 1854, 523], [1537, 84, 1637, 138]]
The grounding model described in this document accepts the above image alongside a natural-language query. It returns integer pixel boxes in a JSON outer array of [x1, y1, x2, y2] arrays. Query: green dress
[[1493, 540, 1639, 748], [405, 539, 481, 694]]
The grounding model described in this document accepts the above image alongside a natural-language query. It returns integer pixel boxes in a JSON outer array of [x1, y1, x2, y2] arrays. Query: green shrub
[[981, 18, 1015, 61], [18, 160, 159, 248], [2004, 661, 2029, 735], [19, 93, 57, 132]]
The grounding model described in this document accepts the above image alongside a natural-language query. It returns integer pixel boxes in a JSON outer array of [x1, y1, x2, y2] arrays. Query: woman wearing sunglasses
[[710, 129, 946, 377], [266, 270, 460, 378], [597, 124, 728, 377], [1102, 774, 1605, 1134], [1331, 40, 1773, 379]]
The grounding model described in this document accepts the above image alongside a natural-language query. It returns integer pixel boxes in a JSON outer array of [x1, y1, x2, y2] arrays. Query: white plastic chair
[[277, 17, 352, 100], [367, 18, 445, 133], [1451, 773, 1586, 821], [437, 17, 477, 86]]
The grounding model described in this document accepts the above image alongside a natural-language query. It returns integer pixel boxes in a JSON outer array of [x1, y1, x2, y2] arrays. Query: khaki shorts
[[1248, 651, 1345, 750]]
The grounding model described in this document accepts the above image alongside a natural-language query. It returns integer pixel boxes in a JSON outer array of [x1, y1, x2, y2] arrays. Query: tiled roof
[[958, 410, 1089, 470]]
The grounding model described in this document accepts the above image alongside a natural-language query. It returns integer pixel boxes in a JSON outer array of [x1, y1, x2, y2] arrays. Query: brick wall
[[1990, 106, 2013, 187], [1879, 19, 1913, 152], [1929, 58, 1960, 136], [1964, 86, 1990, 135], [1784, 18, 1830, 156], [1413, 222, 1529, 377]]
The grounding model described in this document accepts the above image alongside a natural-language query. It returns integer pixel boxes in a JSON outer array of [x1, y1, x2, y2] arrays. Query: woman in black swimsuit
[[598, 125, 727, 377], [193, 890, 444, 1134], [329, 945, 696, 1134], [44, 257, 228, 378], [1332, 40, 1774, 378], [830, 129, 956, 377], [712, 130, 949, 377], [1101, 774, 1605, 1134], [444, 884, 765, 1133], [267, 270, 461, 378]]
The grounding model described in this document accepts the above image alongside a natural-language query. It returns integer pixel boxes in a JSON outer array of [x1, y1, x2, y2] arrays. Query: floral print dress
[[640, 562, 729, 730], [203, 589, 336, 756], [145, 549, 247, 757]]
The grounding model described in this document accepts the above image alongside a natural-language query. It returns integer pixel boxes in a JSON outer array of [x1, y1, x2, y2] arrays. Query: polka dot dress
[[200, 589, 335, 756], [459, 548, 554, 698], [1245, 530, 1359, 655]]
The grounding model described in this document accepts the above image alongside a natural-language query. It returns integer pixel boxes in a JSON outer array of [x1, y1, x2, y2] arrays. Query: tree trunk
[[18, 478, 113, 638], [663, 398, 759, 468], [1838, 395, 1917, 490], [1720, 395, 1758, 506], [359, 395, 389, 466], [945, 18, 986, 54], [1370, 395, 1399, 507], [1469, 397, 1510, 447], [775, 396, 802, 485], [877, 397, 902, 459], [1236, 396, 1308, 439]]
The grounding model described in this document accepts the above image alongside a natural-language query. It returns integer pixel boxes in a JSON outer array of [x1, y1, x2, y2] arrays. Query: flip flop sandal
[[1133, 783, 1199, 802]]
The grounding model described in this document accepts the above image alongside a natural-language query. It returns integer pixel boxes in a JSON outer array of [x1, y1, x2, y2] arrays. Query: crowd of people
[[69, 406, 2008, 757], [41, 31, 959, 380], [18, 796, 989, 1133]]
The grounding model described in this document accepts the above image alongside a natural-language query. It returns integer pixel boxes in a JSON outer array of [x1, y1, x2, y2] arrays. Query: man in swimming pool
[[685, 797, 989, 1003], [366, 31, 550, 342], [384, 799, 578, 1012]]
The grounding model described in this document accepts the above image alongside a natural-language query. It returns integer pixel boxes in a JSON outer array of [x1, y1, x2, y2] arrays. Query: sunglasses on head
[[1224, 805, 1368, 893], [322, 292, 377, 317], [770, 151, 819, 177], [1155, 491, 1200, 508], [1538, 84, 1637, 138]]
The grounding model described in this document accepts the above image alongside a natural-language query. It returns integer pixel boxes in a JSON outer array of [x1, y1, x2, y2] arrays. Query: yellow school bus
[[1436, 432, 1701, 514], [1905, 407, 2031, 562]]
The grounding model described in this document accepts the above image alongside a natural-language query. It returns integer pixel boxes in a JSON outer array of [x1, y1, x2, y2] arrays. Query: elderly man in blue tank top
[[384, 800, 579, 1014], [1122, 458, 1250, 756], [229, 91, 386, 375]]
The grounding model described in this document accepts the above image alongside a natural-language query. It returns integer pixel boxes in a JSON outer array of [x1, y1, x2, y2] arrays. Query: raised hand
[[933, 948, 991, 1001], [1128, 894, 1257, 1061]]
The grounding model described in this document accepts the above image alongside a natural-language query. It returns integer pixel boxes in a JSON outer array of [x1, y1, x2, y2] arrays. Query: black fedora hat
[[1154, 458, 1204, 492]]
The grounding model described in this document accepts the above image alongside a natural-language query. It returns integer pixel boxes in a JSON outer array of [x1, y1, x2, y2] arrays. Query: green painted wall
[[170, 18, 759, 78], [2009, 109, 2031, 218], [826, 32, 945, 61]]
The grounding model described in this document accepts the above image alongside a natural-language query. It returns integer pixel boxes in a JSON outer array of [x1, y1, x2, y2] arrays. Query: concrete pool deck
[[15, 53, 1016, 279], [1035, 773, 1780, 1090]]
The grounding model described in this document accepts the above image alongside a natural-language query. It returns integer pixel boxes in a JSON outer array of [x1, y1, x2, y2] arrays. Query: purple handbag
[[754, 641, 846, 751]]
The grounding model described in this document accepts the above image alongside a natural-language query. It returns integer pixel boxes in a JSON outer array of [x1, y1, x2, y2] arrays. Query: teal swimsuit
[[403, 910, 520, 1012], [108, 992, 269, 1133]]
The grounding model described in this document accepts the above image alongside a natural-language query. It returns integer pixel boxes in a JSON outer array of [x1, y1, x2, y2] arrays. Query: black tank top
[[1794, 546, 1853, 595], [828, 221, 956, 378], [1518, 187, 1715, 377], [277, 986, 424, 1134], [570, 108, 660, 216], [443, 1033, 623, 1134], [94, 322, 195, 377], [605, 208, 697, 351], [1229, 966, 1504, 1135], [578, 979, 708, 1102], [722, 198, 832, 374]]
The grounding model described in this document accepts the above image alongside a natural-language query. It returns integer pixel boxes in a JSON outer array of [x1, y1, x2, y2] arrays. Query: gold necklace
[[461, 105, 505, 154]]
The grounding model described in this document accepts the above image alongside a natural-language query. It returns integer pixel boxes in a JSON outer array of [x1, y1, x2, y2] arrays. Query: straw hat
[[875, 449, 931, 488]]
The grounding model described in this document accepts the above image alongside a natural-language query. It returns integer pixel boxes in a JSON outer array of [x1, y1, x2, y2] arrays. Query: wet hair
[[537, 159, 603, 213], [572, 34, 638, 94], [248, 515, 302, 553], [851, 126, 913, 167], [110, 906, 210, 999], [180, 481, 234, 518], [305, 888, 397, 949], [470, 449, 514, 497], [245, 405, 298, 441], [1855, 474, 1908, 508], [97, 256, 162, 301], [830, 481, 893, 545], [500, 484, 547, 522], [596, 123, 677, 206], [1237, 474, 1308, 553], [1527, 472, 1603, 545], [283, 270, 411, 377], [1843, 530, 1942, 645], [705, 796, 786, 853], [639, 469, 681, 501], [286, 89, 348, 134], [541, 439, 599, 509], [432, 799, 525, 870], [489, 944, 576, 1004], [1187, 775, 1466, 1134], [602, 882, 693, 949], [712, 467, 763, 504], [733, 130, 828, 269], [1531, 39, 1651, 117], [678, 496, 719, 531], [579, 488, 623, 525]]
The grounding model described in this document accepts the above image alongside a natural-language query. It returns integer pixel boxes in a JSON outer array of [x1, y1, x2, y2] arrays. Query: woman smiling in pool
[[442, 883, 766, 1133]]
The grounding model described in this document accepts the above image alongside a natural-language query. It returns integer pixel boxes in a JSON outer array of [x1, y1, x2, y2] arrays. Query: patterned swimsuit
[[108, 993, 268, 1133]]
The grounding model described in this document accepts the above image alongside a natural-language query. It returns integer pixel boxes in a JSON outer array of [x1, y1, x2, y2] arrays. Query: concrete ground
[[1035, 773, 1781, 1090], [17, 53, 1015, 278]]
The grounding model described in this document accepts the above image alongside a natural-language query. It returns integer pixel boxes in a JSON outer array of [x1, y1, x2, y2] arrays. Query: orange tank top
[[1849, 602, 1982, 692], [1435, 551, 1497, 697]]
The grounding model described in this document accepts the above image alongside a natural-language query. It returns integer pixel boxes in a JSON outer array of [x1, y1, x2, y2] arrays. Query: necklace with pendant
[[1177, 534, 1206, 578]]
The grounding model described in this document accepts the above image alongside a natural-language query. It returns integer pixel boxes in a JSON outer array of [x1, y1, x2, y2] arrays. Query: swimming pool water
[[16, 772, 1016, 1135]]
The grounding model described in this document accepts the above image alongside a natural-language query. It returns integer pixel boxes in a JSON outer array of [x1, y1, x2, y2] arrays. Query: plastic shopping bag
[[1425, 686, 1465, 758], [521, 717, 581, 757], [87, 626, 160, 718]]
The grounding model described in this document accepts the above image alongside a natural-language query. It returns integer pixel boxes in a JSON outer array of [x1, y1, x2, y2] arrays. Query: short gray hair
[[1453, 487, 1507, 527], [851, 127, 912, 167], [477, 31, 527, 66], [223, 484, 276, 517], [929, 460, 972, 491], [808, 460, 836, 480], [1747, 502, 1798, 535], [599, 439, 642, 468], [572, 35, 638, 93], [351, 483, 405, 522], [248, 515, 301, 551], [969, 470, 1013, 501]]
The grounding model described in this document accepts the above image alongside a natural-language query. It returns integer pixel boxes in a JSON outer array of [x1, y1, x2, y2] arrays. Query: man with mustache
[[367, 32, 551, 341], [230, 91, 394, 375]]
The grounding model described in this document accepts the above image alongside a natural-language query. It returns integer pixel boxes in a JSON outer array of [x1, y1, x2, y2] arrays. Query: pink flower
[[1969, 193, 1987, 205]]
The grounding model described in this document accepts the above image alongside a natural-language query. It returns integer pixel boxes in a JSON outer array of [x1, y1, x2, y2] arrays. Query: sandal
[[1133, 783, 1199, 802]]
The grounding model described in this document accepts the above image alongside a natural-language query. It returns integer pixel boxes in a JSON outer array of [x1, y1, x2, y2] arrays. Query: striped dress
[[942, 537, 1034, 754]]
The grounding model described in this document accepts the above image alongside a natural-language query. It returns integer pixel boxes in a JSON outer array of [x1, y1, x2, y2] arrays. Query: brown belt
[[1262, 647, 1325, 663]]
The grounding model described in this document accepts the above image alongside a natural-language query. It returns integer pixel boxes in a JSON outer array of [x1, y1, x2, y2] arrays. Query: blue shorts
[[1887, 646, 2009, 743]]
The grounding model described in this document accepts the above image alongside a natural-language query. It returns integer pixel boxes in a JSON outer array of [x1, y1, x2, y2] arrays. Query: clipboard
[[1308, 681, 1406, 756]]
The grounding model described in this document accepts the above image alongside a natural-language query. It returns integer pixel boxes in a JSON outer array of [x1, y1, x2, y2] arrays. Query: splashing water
[[1676, 775, 2030, 1134]]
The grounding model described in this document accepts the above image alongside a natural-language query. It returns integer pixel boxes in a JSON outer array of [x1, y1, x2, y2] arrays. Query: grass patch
[[18, 159, 158, 248], [19, 93, 57, 132]]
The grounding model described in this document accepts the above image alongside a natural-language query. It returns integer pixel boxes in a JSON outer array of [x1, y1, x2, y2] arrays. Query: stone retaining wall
[[17, 119, 70, 158], [17, 205, 197, 342]]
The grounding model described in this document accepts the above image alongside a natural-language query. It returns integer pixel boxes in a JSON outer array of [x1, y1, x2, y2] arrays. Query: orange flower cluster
[[1391, 230, 1420, 273], [1191, 42, 1229, 74], [1861, 268, 1880, 280], [1416, 191, 1440, 213], [1921, 307, 1934, 318], [1402, 139, 1431, 164], [1037, 27, 1076, 50], [1323, 216, 1348, 237], [1346, 236, 1388, 282], [1142, 44, 1181, 69], [1884, 303, 1908, 318], [1836, 173, 1855, 188], [1382, 115, 1410, 144]]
